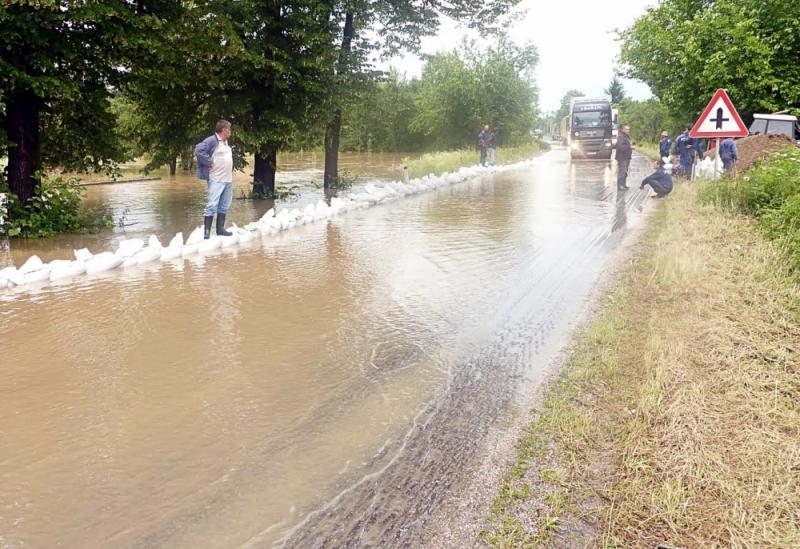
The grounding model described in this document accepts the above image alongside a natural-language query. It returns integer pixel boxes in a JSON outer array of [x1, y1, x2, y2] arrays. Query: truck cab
[[749, 113, 800, 143], [568, 96, 614, 159]]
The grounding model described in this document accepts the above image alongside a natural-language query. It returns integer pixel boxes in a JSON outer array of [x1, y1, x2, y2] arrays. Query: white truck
[[748, 112, 800, 143]]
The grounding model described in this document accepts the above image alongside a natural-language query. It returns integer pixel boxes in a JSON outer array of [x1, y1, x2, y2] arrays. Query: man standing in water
[[486, 127, 497, 166], [614, 124, 633, 190], [477, 124, 491, 166], [195, 120, 234, 239]]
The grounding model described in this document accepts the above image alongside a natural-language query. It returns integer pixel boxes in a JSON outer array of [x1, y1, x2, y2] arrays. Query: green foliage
[[0, 1, 185, 175], [340, 72, 424, 152], [409, 38, 539, 150], [554, 89, 584, 125], [605, 76, 626, 104], [618, 98, 683, 143], [700, 147, 800, 271], [339, 39, 539, 152], [620, 0, 800, 123], [0, 174, 111, 238]]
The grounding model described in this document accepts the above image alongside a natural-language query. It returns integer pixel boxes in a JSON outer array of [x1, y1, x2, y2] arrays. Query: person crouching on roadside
[[195, 119, 234, 239], [640, 159, 673, 198]]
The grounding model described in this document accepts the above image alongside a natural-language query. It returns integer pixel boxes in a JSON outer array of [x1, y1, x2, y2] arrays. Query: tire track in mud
[[277, 186, 649, 548]]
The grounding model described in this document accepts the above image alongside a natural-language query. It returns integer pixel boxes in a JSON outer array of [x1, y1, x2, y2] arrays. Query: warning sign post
[[690, 89, 748, 179]]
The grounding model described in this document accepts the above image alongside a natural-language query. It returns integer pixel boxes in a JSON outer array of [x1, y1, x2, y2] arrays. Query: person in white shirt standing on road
[[194, 120, 234, 239]]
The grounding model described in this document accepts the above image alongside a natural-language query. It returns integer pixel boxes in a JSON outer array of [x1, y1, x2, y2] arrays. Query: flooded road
[[0, 148, 652, 547]]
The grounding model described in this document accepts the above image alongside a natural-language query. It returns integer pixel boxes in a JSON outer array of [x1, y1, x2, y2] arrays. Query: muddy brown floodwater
[[0, 149, 652, 547]]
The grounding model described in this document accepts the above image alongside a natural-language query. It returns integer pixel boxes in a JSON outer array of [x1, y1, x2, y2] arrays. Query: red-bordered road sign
[[690, 89, 748, 138]]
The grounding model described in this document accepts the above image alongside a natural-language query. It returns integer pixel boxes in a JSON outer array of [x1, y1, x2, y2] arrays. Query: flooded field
[[0, 149, 652, 547], [5, 151, 416, 266]]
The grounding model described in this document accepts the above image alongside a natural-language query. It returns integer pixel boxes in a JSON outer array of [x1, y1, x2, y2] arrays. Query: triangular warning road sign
[[690, 89, 748, 138]]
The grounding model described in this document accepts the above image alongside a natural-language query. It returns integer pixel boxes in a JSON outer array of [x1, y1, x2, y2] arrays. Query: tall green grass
[[405, 140, 548, 179], [700, 146, 800, 271]]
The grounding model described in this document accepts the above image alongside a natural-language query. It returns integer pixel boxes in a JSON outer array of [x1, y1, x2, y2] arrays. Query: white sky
[[382, 0, 656, 112]]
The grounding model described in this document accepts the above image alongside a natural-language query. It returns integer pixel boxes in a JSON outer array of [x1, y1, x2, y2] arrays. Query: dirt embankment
[[705, 133, 795, 171]]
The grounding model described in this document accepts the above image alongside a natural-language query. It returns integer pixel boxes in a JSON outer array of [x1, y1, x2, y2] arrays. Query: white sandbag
[[236, 228, 255, 244], [85, 252, 123, 274], [23, 264, 52, 285], [198, 237, 221, 253], [18, 255, 44, 274], [167, 232, 184, 248], [50, 260, 86, 281], [135, 246, 162, 265], [74, 248, 93, 262], [181, 243, 199, 257], [116, 238, 144, 258], [219, 234, 239, 248], [161, 232, 184, 260], [160, 246, 183, 261], [260, 208, 275, 220], [185, 227, 204, 245], [0, 266, 25, 286]]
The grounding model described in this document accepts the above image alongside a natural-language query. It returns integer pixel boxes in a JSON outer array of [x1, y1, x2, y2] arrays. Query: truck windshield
[[572, 111, 610, 128]]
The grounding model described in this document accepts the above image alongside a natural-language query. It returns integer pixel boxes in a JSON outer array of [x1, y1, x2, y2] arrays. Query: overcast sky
[[383, 0, 656, 112]]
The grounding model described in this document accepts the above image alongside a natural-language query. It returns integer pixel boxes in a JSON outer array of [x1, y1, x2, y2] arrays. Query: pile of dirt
[[705, 134, 796, 172]]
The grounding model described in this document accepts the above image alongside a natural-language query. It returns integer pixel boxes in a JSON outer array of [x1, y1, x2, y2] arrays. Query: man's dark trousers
[[617, 159, 630, 189]]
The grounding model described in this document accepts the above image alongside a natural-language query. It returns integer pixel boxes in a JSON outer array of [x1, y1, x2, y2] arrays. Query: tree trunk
[[169, 157, 177, 176], [4, 89, 42, 205], [323, 11, 355, 189], [324, 108, 343, 189], [253, 148, 277, 197], [180, 149, 192, 171]]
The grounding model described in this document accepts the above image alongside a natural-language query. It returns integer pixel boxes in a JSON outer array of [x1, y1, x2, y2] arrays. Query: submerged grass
[[481, 181, 800, 547], [405, 141, 548, 179]]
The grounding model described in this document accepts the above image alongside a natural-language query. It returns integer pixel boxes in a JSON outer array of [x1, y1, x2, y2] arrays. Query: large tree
[[216, 0, 337, 197], [605, 75, 626, 104], [0, 0, 183, 205], [619, 0, 800, 122], [322, 0, 522, 188]]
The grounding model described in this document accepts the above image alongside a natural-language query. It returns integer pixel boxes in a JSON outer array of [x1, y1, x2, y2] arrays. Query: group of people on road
[[477, 124, 497, 167], [615, 122, 741, 200], [659, 125, 739, 177]]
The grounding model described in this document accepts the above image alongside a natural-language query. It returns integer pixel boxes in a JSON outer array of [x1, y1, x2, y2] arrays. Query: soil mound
[[706, 134, 796, 172]]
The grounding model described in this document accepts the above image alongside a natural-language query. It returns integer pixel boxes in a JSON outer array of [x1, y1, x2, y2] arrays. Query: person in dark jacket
[[614, 124, 633, 190], [640, 159, 673, 198], [719, 137, 738, 172], [486, 129, 497, 166], [659, 131, 671, 159], [673, 125, 695, 178]]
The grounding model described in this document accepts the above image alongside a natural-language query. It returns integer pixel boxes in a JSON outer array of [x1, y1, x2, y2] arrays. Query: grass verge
[[635, 141, 661, 161], [406, 140, 549, 178], [480, 181, 800, 547]]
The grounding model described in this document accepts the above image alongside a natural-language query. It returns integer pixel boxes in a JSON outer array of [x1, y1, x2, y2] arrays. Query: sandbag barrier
[[0, 161, 537, 292]]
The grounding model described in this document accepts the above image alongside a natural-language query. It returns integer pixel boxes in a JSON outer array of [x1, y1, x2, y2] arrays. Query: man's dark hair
[[215, 119, 231, 133]]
